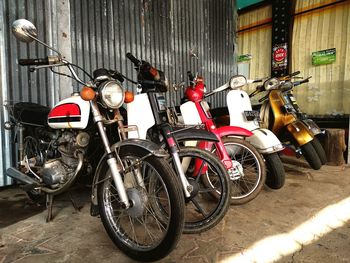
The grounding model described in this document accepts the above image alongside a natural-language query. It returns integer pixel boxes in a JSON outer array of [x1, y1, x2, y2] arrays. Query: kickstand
[[68, 191, 81, 212], [46, 194, 54, 222]]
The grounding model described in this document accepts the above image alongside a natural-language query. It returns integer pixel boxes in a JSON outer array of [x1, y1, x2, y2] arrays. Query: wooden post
[[324, 129, 346, 166], [348, 116, 350, 164]]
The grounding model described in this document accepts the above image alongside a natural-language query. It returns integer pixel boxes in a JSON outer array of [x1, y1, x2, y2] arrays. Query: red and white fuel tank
[[47, 94, 90, 129]]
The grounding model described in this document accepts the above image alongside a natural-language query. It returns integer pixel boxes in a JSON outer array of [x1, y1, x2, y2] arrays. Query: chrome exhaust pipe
[[6, 167, 39, 185]]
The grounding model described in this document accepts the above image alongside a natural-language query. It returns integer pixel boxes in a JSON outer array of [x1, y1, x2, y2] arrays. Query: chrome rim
[[102, 156, 171, 250], [219, 142, 261, 200]]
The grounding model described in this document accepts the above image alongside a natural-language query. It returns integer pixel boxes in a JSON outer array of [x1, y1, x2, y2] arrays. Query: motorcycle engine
[[39, 131, 90, 187]]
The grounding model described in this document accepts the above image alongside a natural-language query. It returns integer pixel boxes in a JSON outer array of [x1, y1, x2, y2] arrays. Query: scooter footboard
[[286, 121, 314, 146]]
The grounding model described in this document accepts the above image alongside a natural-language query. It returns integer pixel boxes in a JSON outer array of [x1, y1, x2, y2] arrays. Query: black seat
[[14, 102, 50, 126]]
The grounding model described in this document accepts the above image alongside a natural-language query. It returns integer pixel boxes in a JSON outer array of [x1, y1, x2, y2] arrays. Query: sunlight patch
[[221, 196, 350, 263]]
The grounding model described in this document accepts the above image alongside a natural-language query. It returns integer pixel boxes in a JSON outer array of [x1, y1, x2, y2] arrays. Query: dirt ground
[[0, 159, 350, 263]]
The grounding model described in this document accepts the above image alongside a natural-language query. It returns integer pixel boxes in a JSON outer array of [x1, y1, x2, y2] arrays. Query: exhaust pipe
[[6, 167, 39, 185]]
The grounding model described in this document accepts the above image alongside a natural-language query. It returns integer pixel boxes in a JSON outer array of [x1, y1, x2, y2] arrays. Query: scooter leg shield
[[246, 128, 284, 154], [286, 121, 314, 147]]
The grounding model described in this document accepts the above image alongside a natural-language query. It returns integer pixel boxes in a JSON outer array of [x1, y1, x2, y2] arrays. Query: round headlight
[[264, 78, 280, 90], [229, 75, 247, 89], [100, 80, 125, 109]]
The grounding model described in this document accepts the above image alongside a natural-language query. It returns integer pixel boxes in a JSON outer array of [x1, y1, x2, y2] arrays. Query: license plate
[[243, 110, 260, 121]]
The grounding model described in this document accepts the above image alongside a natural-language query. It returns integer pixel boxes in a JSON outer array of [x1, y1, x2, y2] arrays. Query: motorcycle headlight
[[99, 80, 125, 109], [264, 78, 280, 90], [229, 75, 247, 89]]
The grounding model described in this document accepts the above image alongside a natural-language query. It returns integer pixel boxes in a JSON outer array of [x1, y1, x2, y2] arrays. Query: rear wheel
[[264, 153, 285, 189], [97, 145, 185, 262], [300, 141, 322, 170], [218, 137, 266, 205], [174, 147, 230, 234], [311, 138, 327, 165]]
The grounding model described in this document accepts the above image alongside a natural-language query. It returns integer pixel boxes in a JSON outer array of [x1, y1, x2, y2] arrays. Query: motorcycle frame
[[186, 99, 254, 172], [127, 91, 218, 198]]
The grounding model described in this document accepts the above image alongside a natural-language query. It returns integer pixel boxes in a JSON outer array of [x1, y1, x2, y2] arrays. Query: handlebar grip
[[294, 76, 311, 87], [18, 58, 49, 66], [126, 52, 141, 66], [289, 71, 301, 77], [300, 78, 310, 84]]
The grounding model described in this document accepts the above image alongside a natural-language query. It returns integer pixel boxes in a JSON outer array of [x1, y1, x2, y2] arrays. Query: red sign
[[273, 48, 287, 62]]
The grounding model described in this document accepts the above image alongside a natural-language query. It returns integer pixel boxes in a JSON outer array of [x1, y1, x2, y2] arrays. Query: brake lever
[[258, 94, 269, 103], [30, 63, 66, 71]]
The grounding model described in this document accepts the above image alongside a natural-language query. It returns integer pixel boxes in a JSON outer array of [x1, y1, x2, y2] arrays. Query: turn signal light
[[124, 91, 134, 103], [149, 67, 160, 80], [80, 86, 96, 101]]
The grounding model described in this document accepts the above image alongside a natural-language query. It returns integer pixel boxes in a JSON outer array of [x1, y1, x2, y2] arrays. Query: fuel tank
[[47, 94, 90, 129]]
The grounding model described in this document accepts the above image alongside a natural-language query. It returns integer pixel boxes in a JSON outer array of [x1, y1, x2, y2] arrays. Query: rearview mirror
[[12, 19, 37, 43]]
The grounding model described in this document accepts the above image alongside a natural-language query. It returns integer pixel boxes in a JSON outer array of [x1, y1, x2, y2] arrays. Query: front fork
[[90, 101, 130, 209], [161, 125, 192, 198]]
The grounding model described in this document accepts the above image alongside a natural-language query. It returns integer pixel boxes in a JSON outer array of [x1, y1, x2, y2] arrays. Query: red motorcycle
[[179, 72, 266, 205]]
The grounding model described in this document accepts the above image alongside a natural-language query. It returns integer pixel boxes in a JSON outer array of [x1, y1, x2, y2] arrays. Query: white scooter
[[209, 75, 286, 189]]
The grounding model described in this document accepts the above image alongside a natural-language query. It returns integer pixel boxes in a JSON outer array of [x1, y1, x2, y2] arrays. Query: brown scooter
[[250, 74, 323, 170]]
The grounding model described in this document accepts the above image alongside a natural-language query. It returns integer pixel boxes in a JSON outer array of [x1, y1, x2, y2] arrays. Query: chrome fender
[[246, 128, 284, 154], [90, 139, 168, 216]]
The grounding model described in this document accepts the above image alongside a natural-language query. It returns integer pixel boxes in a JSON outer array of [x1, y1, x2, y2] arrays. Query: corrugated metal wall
[[0, 0, 236, 186], [292, 0, 350, 115], [0, 0, 60, 186], [70, 0, 236, 107]]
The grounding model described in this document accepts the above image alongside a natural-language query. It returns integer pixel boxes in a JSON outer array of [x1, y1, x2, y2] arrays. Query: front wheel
[[264, 153, 285, 189], [219, 137, 266, 205], [311, 138, 327, 165], [97, 145, 185, 262], [175, 147, 230, 234], [301, 141, 322, 170]]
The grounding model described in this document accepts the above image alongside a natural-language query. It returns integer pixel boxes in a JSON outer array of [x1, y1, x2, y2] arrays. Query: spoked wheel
[[172, 147, 230, 234], [97, 145, 185, 262], [217, 137, 266, 205]]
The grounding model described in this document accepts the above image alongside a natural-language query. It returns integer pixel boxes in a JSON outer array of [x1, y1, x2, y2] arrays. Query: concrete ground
[[1, 159, 350, 263]]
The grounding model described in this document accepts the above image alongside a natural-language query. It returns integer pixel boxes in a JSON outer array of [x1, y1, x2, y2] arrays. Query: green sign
[[312, 48, 336, 65], [237, 0, 264, 10], [238, 54, 252, 62]]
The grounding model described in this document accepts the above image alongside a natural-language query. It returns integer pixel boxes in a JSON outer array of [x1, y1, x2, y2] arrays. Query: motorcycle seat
[[13, 102, 50, 126]]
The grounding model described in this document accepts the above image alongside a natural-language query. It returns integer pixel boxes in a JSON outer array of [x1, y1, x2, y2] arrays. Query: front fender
[[246, 128, 284, 154], [215, 126, 253, 138], [302, 119, 322, 135], [173, 127, 219, 142], [286, 121, 314, 146], [90, 139, 168, 216]]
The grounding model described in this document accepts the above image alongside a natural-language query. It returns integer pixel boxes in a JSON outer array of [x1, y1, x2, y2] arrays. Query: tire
[[97, 145, 185, 262], [217, 137, 266, 205], [300, 141, 322, 170], [264, 153, 285, 189], [311, 138, 327, 165], [173, 147, 230, 234]]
